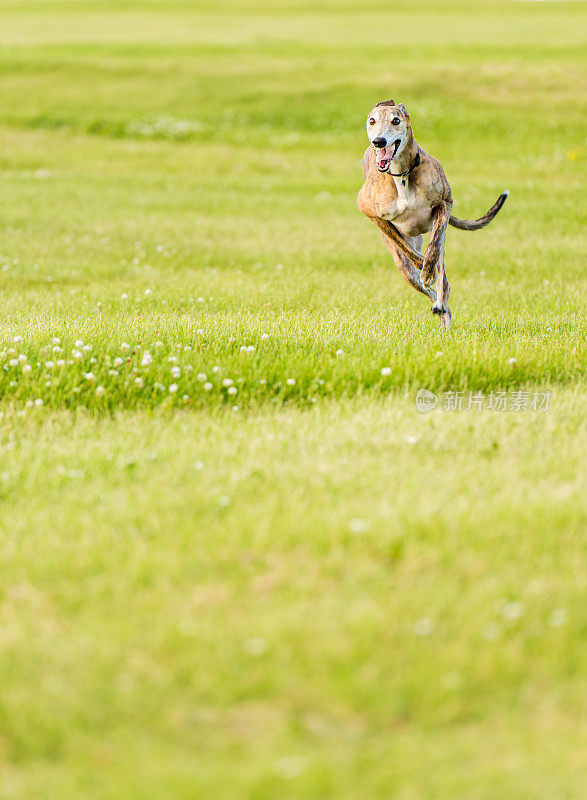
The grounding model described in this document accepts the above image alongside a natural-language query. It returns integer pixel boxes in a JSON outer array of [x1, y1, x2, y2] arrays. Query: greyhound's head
[[366, 100, 411, 173]]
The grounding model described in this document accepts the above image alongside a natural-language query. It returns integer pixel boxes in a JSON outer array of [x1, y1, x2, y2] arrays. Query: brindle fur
[[357, 101, 508, 329]]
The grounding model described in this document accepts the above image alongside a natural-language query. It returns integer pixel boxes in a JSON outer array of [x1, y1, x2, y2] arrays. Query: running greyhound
[[357, 100, 508, 328]]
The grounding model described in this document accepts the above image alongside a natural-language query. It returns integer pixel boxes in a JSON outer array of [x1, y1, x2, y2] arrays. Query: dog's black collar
[[389, 152, 420, 185]]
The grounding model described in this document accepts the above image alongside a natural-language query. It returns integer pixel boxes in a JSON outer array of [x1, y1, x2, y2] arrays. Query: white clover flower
[[121, 293, 128, 301], [196, 329, 204, 335], [193, 460, 204, 470], [171, 366, 181, 378], [52, 345, 62, 353], [168, 355, 177, 363], [83, 344, 92, 352], [336, 349, 344, 356], [45, 361, 54, 369], [34, 398, 43, 407], [108, 369, 119, 376], [261, 333, 269, 341], [196, 373, 207, 382], [548, 608, 567, 628], [114, 357, 123, 367], [121, 343, 130, 351], [508, 357, 517, 366], [84, 372, 95, 381], [169, 383, 178, 393], [273, 756, 307, 779], [89, 357, 97, 364], [144, 288, 153, 295], [141, 351, 152, 366], [286, 378, 295, 386], [18, 354, 27, 363], [13, 335, 23, 343], [213, 365, 221, 374], [25, 400, 34, 408], [75, 340, 84, 347], [348, 518, 370, 534], [95, 386, 105, 397], [227, 386, 237, 396], [413, 618, 434, 636], [276, 263, 284, 270], [135, 377, 144, 388], [502, 601, 524, 620], [72, 349, 82, 360], [247, 345, 255, 352], [57, 359, 65, 367], [154, 341, 164, 348], [222, 378, 234, 387], [52, 337, 61, 345], [381, 367, 392, 376], [240, 345, 247, 352], [8, 359, 18, 367], [183, 345, 191, 351], [203, 382, 213, 391], [22, 364, 32, 373], [259, 378, 267, 385]]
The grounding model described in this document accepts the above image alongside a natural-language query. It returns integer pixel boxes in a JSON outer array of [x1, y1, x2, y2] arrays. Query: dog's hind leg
[[379, 231, 436, 302], [433, 245, 452, 330], [422, 202, 451, 287], [423, 202, 452, 328]]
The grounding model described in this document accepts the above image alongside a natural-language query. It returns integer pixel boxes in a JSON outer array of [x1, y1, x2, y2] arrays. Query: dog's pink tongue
[[375, 146, 390, 166]]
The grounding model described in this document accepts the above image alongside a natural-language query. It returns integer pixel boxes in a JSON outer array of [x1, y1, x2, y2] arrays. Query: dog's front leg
[[371, 217, 425, 270], [378, 230, 436, 302]]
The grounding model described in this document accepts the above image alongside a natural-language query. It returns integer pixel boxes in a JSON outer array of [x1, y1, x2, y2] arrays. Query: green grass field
[[0, 1, 585, 798]]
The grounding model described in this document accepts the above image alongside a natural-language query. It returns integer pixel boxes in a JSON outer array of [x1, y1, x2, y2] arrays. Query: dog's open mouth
[[375, 138, 401, 172]]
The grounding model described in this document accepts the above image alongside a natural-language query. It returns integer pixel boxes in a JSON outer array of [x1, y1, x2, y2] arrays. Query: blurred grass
[[0, 1, 585, 798], [0, 393, 585, 798]]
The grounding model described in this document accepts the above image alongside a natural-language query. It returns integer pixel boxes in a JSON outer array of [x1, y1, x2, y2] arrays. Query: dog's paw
[[421, 265, 436, 287], [440, 308, 452, 330], [431, 301, 447, 315]]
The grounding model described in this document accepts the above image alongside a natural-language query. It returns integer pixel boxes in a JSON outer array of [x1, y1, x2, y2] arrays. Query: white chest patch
[[392, 175, 410, 213]]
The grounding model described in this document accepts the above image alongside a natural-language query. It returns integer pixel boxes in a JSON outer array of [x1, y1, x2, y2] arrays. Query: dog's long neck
[[389, 129, 419, 175]]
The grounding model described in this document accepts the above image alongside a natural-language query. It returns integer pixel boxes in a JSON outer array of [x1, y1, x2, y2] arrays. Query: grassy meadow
[[0, 1, 585, 798]]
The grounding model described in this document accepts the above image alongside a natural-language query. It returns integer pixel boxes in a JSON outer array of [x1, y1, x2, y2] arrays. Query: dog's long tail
[[449, 191, 509, 231]]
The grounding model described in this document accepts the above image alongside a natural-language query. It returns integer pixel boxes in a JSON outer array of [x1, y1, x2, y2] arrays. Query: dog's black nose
[[372, 137, 387, 148]]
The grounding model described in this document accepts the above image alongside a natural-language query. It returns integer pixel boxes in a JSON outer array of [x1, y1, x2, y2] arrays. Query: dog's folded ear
[[396, 103, 410, 119], [375, 99, 395, 107]]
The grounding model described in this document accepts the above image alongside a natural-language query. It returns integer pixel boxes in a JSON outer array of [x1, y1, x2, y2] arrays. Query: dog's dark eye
[[392, 117, 401, 126], [368, 118, 375, 125]]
